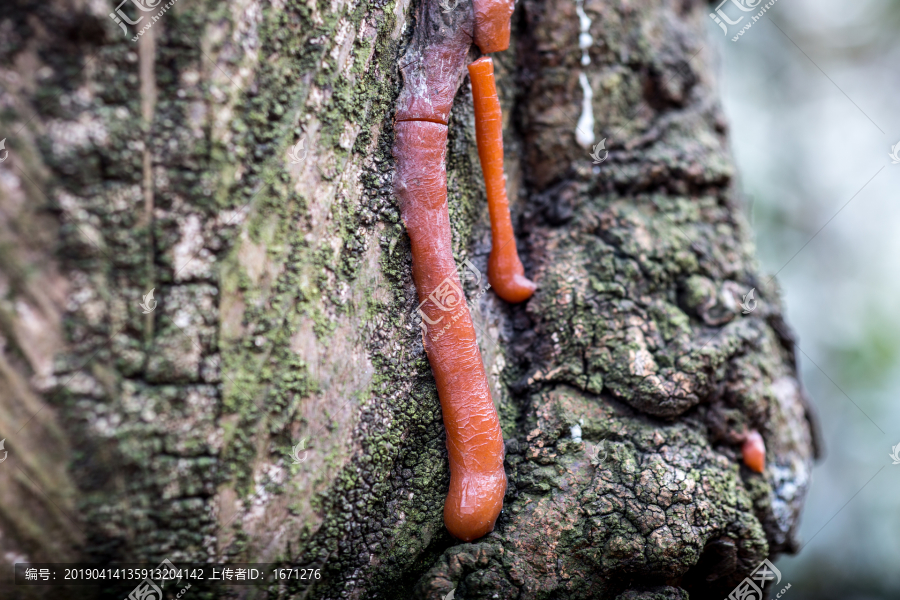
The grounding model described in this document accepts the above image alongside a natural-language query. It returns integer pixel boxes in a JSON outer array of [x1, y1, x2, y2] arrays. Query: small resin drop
[[742, 430, 766, 473]]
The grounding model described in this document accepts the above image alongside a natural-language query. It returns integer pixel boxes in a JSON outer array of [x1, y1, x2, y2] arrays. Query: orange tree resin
[[473, 0, 516, 53], [468, 56, 536, 303], [393, 121, 507, 541], [742, 429, 766, 473], [391, 0, 510, 541]]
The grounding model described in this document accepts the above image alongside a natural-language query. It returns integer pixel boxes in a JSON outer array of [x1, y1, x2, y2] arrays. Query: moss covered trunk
[[0, 0, 817, 598]]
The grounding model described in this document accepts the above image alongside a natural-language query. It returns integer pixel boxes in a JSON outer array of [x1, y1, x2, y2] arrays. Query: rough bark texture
[[0, 0, 817, 599]]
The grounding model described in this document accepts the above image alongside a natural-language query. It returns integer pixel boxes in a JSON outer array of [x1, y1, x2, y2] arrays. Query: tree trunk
[[0, 0, 817, 598]]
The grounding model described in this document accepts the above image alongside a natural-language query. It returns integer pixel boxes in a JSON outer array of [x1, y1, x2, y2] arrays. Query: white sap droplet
[[575, 0, 593, 62], [579, 32, 593, 56], [574, 0, 595, 147], [576, 71, 595, 148], [570, 424, 583, 443]]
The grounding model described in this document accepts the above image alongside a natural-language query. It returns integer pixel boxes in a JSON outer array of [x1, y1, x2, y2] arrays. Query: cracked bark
[[0, 0, 817, 599]]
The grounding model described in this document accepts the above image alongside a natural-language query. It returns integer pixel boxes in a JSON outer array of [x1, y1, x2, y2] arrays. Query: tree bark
[[0, 0, 818, 598]]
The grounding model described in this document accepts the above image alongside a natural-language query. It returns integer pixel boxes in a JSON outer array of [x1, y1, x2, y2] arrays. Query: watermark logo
[[890, 443, 900, 465], [0, 138, 8, 162], [439, 0, 460, 12], [443, 588, 456, 600], [709, 0, 779, 41], [589, 138, 608, 164], [291, 438, 309, 464], [288, 138, 308, 164], [741, 288, 757, 314], [889, 141, 900, 164], [111, 0, 182, 42], [125, 558, 186, 600], [410, 260, 490, 341], [726, 559, 788, 600], [709, 0, 760, 34], [0, 439, 7, 464], [140, 288, 158, 314], [109, 0, 161, 35], [587, 441, 608, 467]]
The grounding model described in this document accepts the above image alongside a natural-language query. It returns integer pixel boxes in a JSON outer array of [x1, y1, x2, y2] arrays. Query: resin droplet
[[742, 429, 766, 473]]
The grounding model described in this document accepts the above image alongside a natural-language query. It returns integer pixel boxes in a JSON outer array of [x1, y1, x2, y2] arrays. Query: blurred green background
[[713, 0, 900, 597]]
